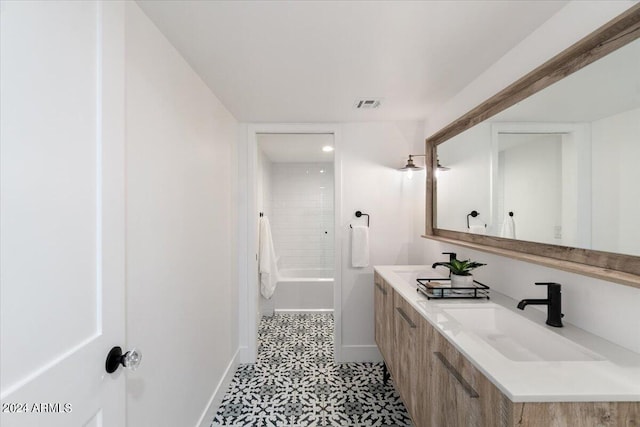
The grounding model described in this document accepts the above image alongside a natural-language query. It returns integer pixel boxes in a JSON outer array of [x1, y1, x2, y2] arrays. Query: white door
[[1, 2, 126, 426]]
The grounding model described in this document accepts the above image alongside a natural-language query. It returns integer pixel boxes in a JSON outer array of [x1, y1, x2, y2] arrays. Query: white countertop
[[375, 265, 640, 402]]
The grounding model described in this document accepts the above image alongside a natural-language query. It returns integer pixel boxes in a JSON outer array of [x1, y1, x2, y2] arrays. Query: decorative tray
[[416, 278, 490, 300]]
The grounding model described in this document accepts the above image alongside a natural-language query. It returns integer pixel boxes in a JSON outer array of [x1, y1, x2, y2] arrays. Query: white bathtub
[[273, 268, 334, 312]]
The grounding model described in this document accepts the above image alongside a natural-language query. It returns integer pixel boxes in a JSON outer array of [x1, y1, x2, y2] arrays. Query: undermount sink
[[441, 304, 605, 362]]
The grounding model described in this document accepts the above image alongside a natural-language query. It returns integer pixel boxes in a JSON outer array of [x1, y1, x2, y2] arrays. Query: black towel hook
[[350, 210, 370, 228]]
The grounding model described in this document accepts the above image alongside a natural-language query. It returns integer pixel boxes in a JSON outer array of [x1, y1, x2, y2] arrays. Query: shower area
[[257, 133, 335, 314]]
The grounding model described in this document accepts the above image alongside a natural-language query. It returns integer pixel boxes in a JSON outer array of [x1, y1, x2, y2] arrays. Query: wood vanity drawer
[[426, 322, 511, 427], [393, 294, 421, 418], [373, 273, 394, 376]]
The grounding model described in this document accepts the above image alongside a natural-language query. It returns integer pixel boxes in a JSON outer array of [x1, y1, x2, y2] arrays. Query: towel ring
[[466, 210, 479, 229], [350, 210, 370, 228]]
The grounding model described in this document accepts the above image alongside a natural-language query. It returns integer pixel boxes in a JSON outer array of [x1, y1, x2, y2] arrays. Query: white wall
[[270, 162, 334, 271], [339, 121, 425, 361], [236, 124, 255, 361], [436, 123, 491, 232], [421, 0, 640, 354], [500, 134, 562, 244], [256, 147, 273, 316], [125, 4, 238, 427], [592, 107, 640, 256], [256, 146, 272, 220]]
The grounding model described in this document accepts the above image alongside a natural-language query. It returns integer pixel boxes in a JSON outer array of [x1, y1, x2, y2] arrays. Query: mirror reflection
[[436, 37, 640, 256]]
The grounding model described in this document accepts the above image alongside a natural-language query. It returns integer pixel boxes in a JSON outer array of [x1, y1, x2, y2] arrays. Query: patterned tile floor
[[211, 313, 412, 427]]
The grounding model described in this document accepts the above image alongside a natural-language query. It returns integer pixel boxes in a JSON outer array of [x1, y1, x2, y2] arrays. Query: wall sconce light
[[399, 154, 424, 180], [399, 154, 450, 176], [399, 154, 424, 172], [436, 159, 450, 172]]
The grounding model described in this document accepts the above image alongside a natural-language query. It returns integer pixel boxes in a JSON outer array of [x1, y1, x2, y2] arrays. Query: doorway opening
[[241, 124, 343, 365], [257, 133, 335, 317]]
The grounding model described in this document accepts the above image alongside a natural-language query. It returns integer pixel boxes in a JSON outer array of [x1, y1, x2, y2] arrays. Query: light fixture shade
[[436, 159, 450, 171], [399, 155, 423, 171], [399, 153, 449, 172]]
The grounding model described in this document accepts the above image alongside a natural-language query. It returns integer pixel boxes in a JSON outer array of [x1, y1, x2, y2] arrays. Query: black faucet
[[517, 282, 564, 327], [431, 252, 457, 274]]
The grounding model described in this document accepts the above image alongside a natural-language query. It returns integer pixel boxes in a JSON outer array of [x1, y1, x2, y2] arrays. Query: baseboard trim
[[336, 345, 382, 363], [274, 309, 334, 314], [196, 348, 240, 427]]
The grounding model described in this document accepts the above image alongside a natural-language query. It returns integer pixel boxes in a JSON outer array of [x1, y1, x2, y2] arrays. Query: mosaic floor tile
[[211, 313, 412, 427]]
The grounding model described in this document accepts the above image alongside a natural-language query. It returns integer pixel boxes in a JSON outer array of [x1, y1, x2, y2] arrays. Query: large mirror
[[425, 5, 640, 287]]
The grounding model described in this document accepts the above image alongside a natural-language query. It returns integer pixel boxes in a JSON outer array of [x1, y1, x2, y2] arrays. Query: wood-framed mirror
[[424, 4, 640, 289]]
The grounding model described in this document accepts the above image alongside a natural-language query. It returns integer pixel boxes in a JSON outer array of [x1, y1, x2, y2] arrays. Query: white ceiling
[[258, 133, 334, 163], [136, 0, 568, 123]]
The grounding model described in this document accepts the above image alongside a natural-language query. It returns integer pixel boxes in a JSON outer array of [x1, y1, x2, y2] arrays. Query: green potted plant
[[439, 259, 486, 287]]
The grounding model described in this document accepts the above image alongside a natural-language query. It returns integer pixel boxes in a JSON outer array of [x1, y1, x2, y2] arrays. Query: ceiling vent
[[354, 99, 382, 109]]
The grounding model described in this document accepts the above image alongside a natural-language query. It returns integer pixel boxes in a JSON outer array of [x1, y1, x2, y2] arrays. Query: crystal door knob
[[105, 346, 142, 374]]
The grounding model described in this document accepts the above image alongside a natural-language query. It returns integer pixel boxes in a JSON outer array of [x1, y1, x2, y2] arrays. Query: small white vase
[[450, 273, 474, 288]]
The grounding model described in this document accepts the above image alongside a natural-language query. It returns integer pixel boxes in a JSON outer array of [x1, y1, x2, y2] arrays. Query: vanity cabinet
[[392, 292, 423, 418], [373, 273, 640, 427], [425, 316, 510, 427], [374, 273, 395, 375]]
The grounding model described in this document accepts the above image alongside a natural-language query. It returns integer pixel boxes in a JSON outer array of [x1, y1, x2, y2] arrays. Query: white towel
[[469, 225, 486, 235], [259, 217, 279, 299], [500, 215, 516, 239], [351, 225, 369, 268]]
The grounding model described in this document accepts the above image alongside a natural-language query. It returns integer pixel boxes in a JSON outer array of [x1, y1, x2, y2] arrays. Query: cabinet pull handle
[[375, 282, 388, 295], [395, 307, 416, 328], [434, 352, 479, 398]]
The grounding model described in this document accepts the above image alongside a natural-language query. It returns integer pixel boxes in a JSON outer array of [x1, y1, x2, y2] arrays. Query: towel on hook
[[500, 215, 516, 239], [259, 217, 279, 299], [351, 225, 370, 268]]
